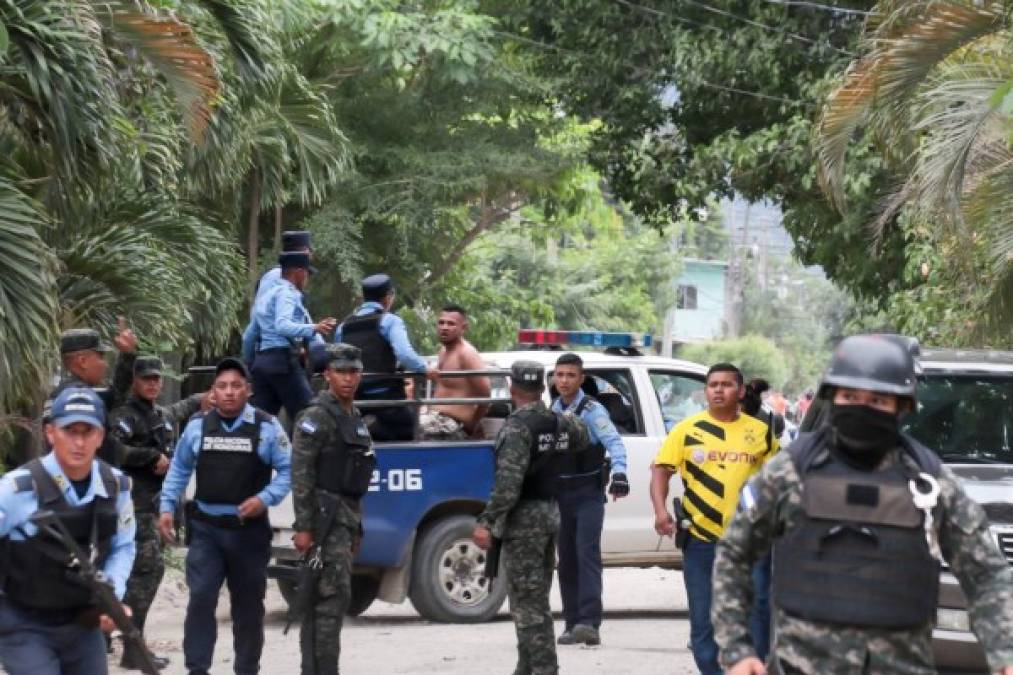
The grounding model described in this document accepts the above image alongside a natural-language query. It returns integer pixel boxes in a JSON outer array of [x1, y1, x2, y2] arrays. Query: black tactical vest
[[3, 459, 124, 612], [195, 409, 272, 505], [315, 399, 377, 498], [120, 397, 173, 503], [341, 310, 403, 394], [557, 396, 607, 482], [773, 428, 943, 629], [518, 411, 573, 500]]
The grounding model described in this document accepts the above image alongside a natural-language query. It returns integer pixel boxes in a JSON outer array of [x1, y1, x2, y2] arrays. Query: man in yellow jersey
[[650, 363, 777, 675]]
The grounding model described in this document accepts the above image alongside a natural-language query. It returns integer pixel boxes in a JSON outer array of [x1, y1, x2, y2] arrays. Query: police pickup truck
[[266, 330, 707, 623]]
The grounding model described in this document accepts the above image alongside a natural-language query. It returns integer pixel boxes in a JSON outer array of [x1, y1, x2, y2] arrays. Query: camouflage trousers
[[504, 532, 558, 675], [123, 512, 165, 634], [300, 523, 355, 675], [418, 410, 468, 441]]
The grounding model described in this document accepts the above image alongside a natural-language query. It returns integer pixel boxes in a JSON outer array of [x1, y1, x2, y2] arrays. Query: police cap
[[326, 343, 363, 371], [215, 356, 250, 382], [134, 356, 163, 377], [50, 387, 106, 428], [818, 334, 917, 400], [281, 230, 311, 252], [361, 273, 393, 301], [279, 251, 316, 274], [510, 360, 545, 392], [60, 328, 112, 355]]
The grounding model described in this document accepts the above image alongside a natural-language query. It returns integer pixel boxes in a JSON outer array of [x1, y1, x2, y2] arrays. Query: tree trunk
[[247, 171, 262, 302], [274, 204, 283, 251], [422, 198, 521, 290]]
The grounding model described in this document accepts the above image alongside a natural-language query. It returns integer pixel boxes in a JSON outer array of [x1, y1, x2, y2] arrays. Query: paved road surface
[[106, 566, 699, 674]]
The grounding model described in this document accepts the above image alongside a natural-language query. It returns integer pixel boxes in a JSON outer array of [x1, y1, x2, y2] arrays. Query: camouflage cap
[[510, 360, 545, 391], [60, 328, 113, 354], [326, 343, 363, 370], [134, 355, 163, 377]]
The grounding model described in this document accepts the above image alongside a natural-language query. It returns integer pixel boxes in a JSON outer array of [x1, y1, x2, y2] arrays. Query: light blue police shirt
[[552, 388, 628, 475], [0, 453, 137, 599], [247, 279, 326, 354], [241, 267, 286, 362], [333, 301, 429, 376], [159, 404, 292, 517]]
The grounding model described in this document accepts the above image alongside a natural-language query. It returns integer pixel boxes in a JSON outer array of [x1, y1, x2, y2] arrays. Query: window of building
[[677, 285, 698, 310]]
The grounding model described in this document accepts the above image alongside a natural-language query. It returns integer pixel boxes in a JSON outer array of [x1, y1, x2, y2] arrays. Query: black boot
[[119, 642, 170, 671]]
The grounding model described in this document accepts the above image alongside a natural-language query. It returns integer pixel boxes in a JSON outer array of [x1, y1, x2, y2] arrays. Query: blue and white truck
[[266, 331, 708, 622]]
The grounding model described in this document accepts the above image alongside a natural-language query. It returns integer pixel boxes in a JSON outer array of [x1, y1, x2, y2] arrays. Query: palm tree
[[815, 0, 1013, 330], [0, 0, 261, 439]]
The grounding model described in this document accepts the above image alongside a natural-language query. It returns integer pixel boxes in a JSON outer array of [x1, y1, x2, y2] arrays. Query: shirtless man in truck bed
[[419, 305, 491, 440]]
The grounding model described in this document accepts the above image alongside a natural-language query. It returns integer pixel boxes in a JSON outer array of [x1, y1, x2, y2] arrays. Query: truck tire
[[347, 574, 379, 617], [278, 574, 378, 617], [409, 514, 507, 623]]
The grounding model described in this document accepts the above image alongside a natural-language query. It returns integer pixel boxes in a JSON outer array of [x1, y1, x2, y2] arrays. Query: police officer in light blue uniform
[[241, 231, 313, 366], [157, 357, 291, 675], [334, 273, 436, 441], [550, 352, 630, 647], [0, 387, 136, 675], [249, 251, 336, 419]]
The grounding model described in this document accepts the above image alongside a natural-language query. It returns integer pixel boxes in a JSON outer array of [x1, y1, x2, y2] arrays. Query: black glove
[[608, 472, 630, 498]]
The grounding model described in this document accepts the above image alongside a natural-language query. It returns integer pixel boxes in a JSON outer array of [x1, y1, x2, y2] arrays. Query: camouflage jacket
[[109, 393, 202, 510], [713, 445, 1013, 673], [291, 391, 368, 534], [476, 400, 589, 539]]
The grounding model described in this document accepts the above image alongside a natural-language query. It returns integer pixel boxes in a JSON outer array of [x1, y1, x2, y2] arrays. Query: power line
[[757, 0, 872, 17], [490, 29, 809, 107], [611, 0, 855, 56]]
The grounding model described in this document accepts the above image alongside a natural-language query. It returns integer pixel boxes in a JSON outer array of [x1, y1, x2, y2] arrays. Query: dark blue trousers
[[556, 479, 605, 630], [251, 349, 313, 420], [184, 518, 271, 675], [356, 387, 414, 441], [0, 599, 107, 675], [683, 537, 771, 675]]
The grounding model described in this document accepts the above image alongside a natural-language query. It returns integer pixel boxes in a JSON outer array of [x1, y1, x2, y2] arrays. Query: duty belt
[[190, 508, 266, 529]]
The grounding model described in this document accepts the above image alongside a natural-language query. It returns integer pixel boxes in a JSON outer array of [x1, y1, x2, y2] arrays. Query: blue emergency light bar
[[517, 329, 653, 349]]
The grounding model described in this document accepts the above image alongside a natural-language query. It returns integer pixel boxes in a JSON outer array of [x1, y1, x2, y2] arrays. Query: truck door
[[575, 367, 658, 554]]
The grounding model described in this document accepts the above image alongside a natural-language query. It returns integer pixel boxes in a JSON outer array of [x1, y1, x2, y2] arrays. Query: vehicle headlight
[[936, 608, 971, 632]]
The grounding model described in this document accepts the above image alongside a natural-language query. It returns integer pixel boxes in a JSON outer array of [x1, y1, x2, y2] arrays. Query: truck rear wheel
[[409, 514, 507, 623], [347, 574, 379, 617]]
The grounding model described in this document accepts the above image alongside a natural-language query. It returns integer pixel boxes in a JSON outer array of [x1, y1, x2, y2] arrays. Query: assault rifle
[[284, 491, 340, 635], [30, 510, 161, 675]]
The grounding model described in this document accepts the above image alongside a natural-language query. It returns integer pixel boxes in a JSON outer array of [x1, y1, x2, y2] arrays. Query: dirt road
[[109, 566, 698, 674]]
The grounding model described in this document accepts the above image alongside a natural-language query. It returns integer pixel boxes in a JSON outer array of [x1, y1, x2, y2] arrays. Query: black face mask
[[830, 404, 900, 469]]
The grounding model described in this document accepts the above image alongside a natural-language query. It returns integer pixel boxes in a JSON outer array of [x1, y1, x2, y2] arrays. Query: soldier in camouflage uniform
[[291, 344, 376, 675], [472, 361, 590, 675], [42, 324, 138, 467], [713, 335, 1013, 675], [109, 356, 208, 670]]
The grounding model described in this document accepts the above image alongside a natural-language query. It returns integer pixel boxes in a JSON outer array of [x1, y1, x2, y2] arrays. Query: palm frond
[[193, 0, 267, 79], [0, 179, 59, 415], [816, 1, 1003, 209], [92, 0, 221, 140]]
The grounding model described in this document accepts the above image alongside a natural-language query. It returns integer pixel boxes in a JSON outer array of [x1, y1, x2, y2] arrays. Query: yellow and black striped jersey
[[654, 410, 777, 542]]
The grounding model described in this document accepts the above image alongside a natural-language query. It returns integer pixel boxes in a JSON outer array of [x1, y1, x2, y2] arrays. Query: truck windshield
[[904, 375, 1013, 464]]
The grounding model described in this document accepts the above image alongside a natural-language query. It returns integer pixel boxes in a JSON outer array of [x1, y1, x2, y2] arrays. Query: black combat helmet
[[818, 334, 918, 401]]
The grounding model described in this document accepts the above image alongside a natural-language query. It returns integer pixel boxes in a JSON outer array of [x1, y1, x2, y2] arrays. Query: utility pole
[[662, 308, 674, 358]]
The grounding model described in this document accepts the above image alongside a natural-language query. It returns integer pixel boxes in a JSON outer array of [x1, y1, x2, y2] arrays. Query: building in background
[[661, 258, 728, 355]]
